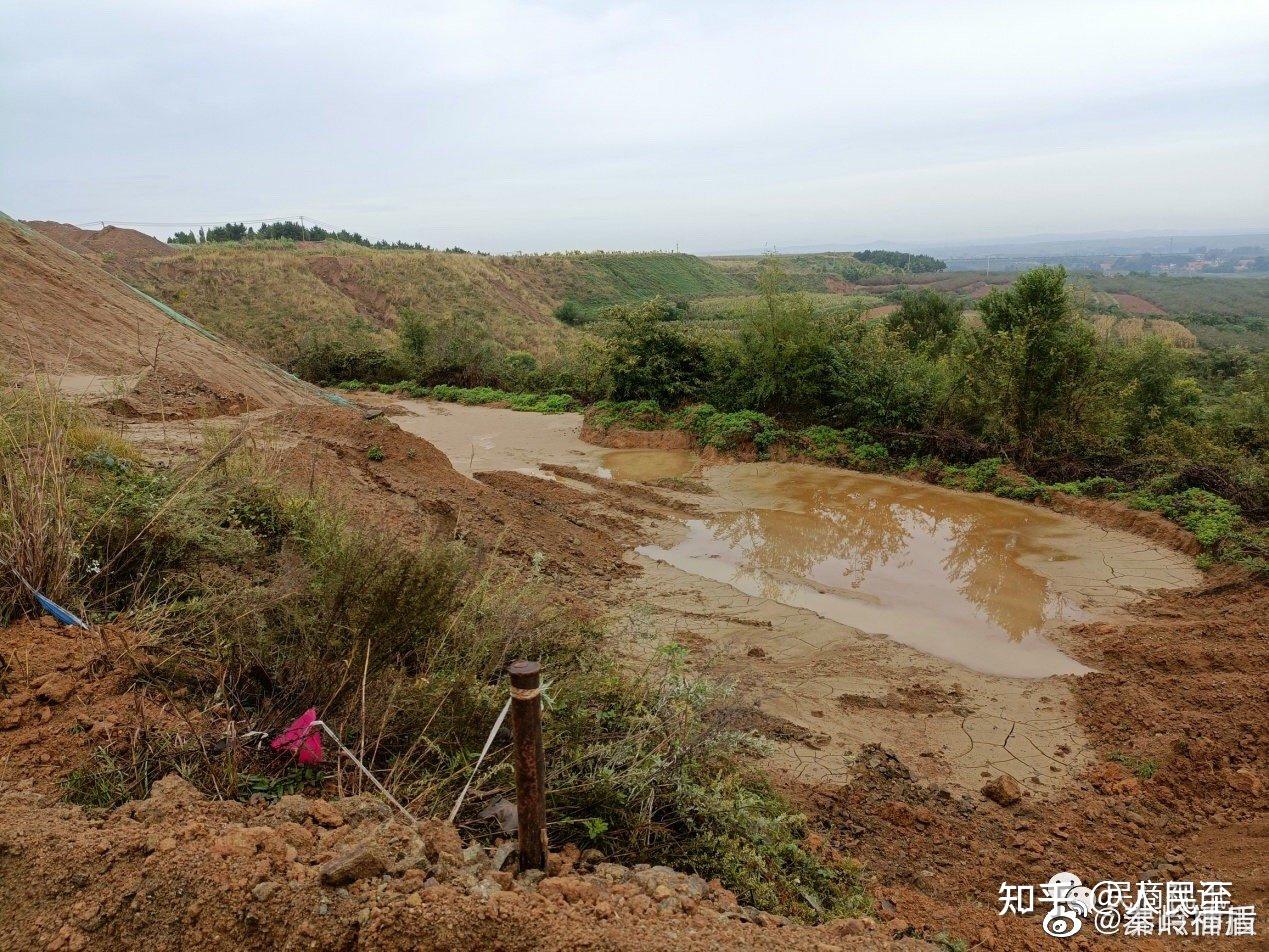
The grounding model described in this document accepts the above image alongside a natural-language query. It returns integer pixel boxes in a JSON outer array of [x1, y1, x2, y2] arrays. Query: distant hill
[[24, 220, 177, 268], [707, 252, 904, 292], [0, 214, 323, 409], [25, 224, 746, 369]]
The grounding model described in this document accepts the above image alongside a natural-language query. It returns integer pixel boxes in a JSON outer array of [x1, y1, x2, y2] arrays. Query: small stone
[[490, 841, 517, 872], [982, 774, 1023, 806], [469, 880, 503, 901], [35, 673, 76, 705], [333, 794, 392, 825], [319, 844, 387, 886], [594, 863, 629, 882], [252, 881, 280, 901]]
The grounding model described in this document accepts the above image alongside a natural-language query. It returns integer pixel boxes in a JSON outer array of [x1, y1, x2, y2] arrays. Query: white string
[[447, 697, 512, 823], [308, 720, 416, 823]]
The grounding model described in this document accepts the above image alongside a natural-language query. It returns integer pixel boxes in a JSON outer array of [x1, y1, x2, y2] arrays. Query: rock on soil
[[0, 780, 925, 951], [980, 775, 1023, 807]]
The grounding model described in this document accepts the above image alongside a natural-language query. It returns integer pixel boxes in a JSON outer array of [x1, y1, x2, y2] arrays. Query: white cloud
[[1, 0, 1265, 250]]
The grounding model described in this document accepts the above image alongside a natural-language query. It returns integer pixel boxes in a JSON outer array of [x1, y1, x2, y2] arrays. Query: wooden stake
[[509, 659, 547, 871]]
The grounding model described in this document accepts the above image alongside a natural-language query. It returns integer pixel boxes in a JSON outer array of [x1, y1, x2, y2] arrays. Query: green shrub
[[428, 385, 578, 414], [677, 405, 783, 454], [586, 400, 668, 432], [554, 300, 587, 326]]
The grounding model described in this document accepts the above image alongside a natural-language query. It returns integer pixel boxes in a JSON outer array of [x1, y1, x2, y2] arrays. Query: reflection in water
[[631, 461, 1095, 678]]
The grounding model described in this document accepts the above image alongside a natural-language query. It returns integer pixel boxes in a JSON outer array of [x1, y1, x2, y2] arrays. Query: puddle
[[628, 459, 1193, 679], [388, 402, 1197, 680], [599, 449, 699, 482]]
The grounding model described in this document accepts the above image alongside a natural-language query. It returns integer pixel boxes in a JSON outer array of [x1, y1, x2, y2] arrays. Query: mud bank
[[390, 401, 1201, 794]]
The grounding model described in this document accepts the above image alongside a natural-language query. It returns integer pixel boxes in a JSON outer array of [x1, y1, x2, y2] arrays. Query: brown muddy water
[[395, 403, 1199, 680], [633, 460, 1106, 679]]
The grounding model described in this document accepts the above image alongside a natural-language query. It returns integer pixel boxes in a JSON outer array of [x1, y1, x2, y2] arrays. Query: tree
[[729, 262, 840, 418], [958, 266, 1098, 460], [1113, 336, 1201, 443], [887, 289, 963, 352], [600, 299, 712, 405]]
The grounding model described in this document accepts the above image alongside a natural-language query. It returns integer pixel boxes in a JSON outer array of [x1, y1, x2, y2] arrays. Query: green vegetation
[[428, 385, 579, 413], [1081, 274, 1269, 349], [572, 265, 1266, 571], [687, 291, 883, 327], [169, 219, 447, 250], [855, 249, 946, 273], [1110, 752, 1160, 781], [0, 379, 865, 921], [129, 243, 750, 382]]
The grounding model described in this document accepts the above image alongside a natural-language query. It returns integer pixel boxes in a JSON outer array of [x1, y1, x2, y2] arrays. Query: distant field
[[1076, 274, 1269, 349], [707, 252, 894, 292], [688, 291, 882, 321]]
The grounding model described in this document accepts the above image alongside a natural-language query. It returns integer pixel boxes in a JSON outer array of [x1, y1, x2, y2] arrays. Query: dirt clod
[[320, 843, 389, 886], [981, 775, 1023, 807]]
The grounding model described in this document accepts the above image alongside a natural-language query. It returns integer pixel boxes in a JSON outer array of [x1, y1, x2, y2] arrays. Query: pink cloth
[[270, 707, 323, 765]]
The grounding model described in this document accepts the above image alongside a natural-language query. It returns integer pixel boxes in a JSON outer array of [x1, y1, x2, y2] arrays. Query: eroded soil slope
[[0, 214, 321, 410]]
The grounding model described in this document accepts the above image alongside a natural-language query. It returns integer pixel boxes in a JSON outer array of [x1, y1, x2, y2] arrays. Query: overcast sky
[[2, 0, 1267, 253]]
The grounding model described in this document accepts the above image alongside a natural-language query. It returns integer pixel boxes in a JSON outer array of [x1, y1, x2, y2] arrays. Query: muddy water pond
[[606, 451, 1197, 679], [393, 403, 1198, 681]]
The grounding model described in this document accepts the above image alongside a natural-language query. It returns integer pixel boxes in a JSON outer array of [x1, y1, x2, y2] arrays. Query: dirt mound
[[0, 777, 922, 951], [24, 220, 176, 269], [0, 214, 322, 410], [579, 422, 694, 451], [98, 368, 263, 420], [0, 619, 198, 792], [266, 406, 639, 595]]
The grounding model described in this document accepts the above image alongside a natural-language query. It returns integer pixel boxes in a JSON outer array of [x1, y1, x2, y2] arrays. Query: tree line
[[168, 220, 471, 252]]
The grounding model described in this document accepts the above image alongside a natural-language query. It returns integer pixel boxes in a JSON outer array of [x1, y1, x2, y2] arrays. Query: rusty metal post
[[509, 660, 547, 870]]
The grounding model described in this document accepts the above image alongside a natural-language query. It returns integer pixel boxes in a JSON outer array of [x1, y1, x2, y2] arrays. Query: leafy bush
[[677, 405, 783, 454], [293, 339, 409, 386], [554, 300, 587, 326], [1120, 487, 1241, 547], [585, 401, 669, 432], [597, 300, 715, 405], [428, 384, 579, 414]]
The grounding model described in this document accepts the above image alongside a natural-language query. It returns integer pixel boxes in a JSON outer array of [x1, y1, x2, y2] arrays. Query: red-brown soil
[[0, 615, 921, 951], [579, 421, 694, 451], [1110, 292, 1167, 316], [265, 406, 641, 598], [23, 220, 176, 270], [789, 567, 1268, 948], [1049, 493, 1202, 555], [0, 216, 321, 410], [98, 368, 264, 420]]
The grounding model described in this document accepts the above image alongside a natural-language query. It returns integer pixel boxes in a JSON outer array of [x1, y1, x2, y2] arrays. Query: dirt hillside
[[24, 220, 176, 270], [0, 214, 324, 410]]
